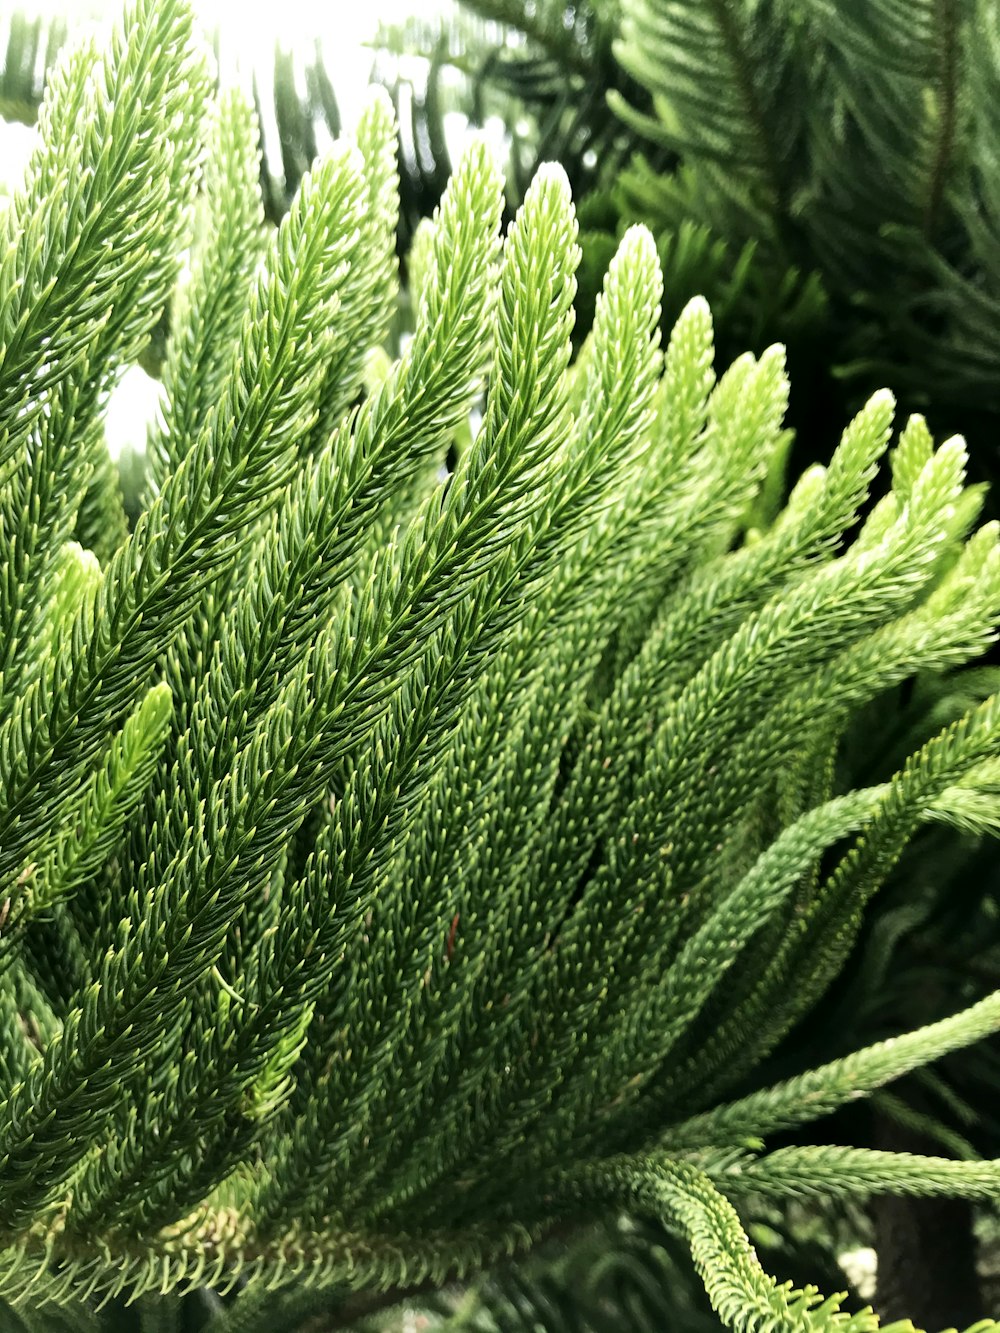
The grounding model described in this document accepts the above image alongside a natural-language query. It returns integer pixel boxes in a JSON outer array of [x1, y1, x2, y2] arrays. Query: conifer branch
[[2, 5, 1000, 1326], [668, 988, 1000, 1150]]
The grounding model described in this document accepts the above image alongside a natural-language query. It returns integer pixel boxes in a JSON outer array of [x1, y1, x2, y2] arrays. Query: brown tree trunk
[[873, 1109, 982, 1326]]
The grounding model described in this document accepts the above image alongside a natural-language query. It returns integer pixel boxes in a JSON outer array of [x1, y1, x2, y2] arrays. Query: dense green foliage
[[393, 0, 1000, 475], [3, 1, 1000, 1329], [368, 7, 1000, 1299]]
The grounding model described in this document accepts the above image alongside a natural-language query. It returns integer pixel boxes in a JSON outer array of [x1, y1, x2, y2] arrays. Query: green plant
[[4, 1, 1000, 1329], [382, 1, 1000, 1312], [397, 0, 998, 480]]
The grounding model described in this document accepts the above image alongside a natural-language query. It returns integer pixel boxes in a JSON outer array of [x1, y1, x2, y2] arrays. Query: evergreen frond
[[3, 3, 1000, 1329]]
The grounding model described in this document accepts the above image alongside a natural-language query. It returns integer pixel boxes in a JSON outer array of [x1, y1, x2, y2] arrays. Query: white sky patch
[[105, 366, 161, 462], [837, 1246, 877, 1302], [2, 0, 453, 170], [0, 118, 35, 184], [7, 0, 447, 110]]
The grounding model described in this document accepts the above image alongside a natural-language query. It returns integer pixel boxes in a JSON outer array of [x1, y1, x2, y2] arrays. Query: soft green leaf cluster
[[2, 2, 1000, 1330]]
